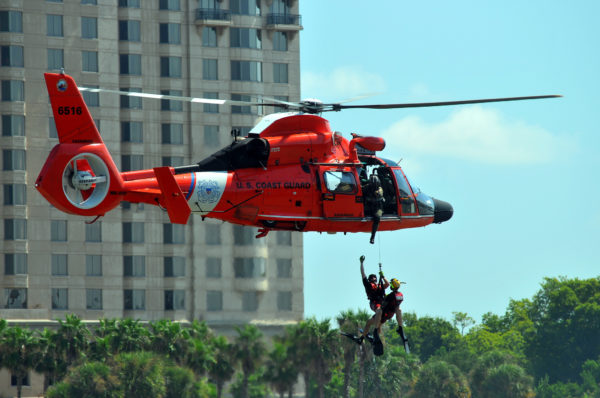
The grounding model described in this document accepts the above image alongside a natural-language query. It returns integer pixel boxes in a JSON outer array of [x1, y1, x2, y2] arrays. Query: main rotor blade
[[78, 87, 265, 107], [330, 95, 562, 111]]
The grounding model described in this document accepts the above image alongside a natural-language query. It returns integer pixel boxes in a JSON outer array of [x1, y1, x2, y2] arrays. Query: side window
[[323, 171, 357, 194]]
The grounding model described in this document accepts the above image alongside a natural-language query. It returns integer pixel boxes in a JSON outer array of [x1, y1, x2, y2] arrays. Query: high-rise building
[[1, 0, 302, 392]]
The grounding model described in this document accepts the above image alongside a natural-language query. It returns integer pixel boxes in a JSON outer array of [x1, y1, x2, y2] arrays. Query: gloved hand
[[360, 255, 365, 263], [379, 271, 384, 278]]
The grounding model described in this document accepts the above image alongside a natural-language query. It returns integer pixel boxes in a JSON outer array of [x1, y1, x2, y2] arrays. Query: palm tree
[[231, 324, 266, 398], [111, 318, 151, 353], [264, 341, 299, 398], [337, 309, 371, 398], [54, 314, 90, 363], [207, 335, 235, 398], [149, 319, 192, 365], [33, 327, 67, 393], [0, 325, 38, 398]]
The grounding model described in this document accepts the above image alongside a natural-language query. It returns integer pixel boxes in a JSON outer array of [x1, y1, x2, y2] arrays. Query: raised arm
[[360, 255, 366, 279]]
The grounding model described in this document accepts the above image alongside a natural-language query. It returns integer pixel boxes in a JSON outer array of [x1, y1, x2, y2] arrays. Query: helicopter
[[36, 72, 560, 238]]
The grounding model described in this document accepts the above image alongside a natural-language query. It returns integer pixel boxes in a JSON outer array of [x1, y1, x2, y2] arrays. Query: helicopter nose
[[433, 198, 453, 224]]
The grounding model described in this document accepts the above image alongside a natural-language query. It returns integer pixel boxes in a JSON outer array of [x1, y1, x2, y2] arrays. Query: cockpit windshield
[[392, 168, 417, 214]]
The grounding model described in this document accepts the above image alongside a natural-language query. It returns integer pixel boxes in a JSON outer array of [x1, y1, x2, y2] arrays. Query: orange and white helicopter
[[36, 72, 559, 238]]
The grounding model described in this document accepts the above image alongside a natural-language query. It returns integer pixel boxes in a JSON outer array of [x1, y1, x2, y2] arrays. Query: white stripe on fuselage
[[189, 172, 228, 213]]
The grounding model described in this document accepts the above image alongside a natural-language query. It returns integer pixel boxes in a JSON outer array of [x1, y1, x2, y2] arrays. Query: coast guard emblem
[[197, 180, 220, 203]]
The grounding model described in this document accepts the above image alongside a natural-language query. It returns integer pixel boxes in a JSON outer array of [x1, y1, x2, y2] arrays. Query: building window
[[4, 288, 26, 308], [160, 56, 182, 78], [273, 31, 288, 51], [119, 0, 140, 7], [242, 291, 259, 312], [159, 0, 180, 10], [4, 253, 27, 275], [277, 258, 292, 278], [231, 0, 260, 15], [2, 115, 25, 136], [82, 86, 99, 106], [120, 54, 142, 75], [86, 289, 102, 309], [232, 126, 252, 136], [161, 90, 183, 111], [161, 123, 183, 144], [51, 220, 67, 241], [163, 224, 185, 244], [1, 45, 24, 67], [202, 92, 219, 113], [159, 23, 180, 44], [86, 255, 102, 276], [205, 224, 221, 245], [202, 27, 217, 47], [10, 374, 29, 387], [119, 20, 140, 41], [51, 254, 68, 276], [121, 121, 143, 142], [52, 288, 68, 310], [82, 51, 98, 72], [164, 256, 185, 277], [0, 11, 23, 33], [3, 149, 26, 170], [231, 94, 252, 115], [85, 222, 101, 242], [277, 291, 292, 311], [81, 16, 97, 38], [231, 61, 261, 82], [164, 290, 185, 310], [277, 231, 292, 245], [206, 257, 221, 278], [122, 222, 144, 243], [273, 63, 288, 83], [82, 0, 98, 5], [120, 88, 143, 109], [2, 80, 24, 101], [124, 289, 145, 310], [230, 28, 261, 49], [233, 225, 259, 245], [3, 184, 26, 205], [124, 255, 145, 277], [202, 59, 218, 80], [203, 125, 219, 146], [206, 291, 222, 311], [4, 219, 26, 240], [161, 156, 184, 167], [121, 154, 143, 171], [49, 117, 58, 138], [234, 257, 266, 278], [47, 15, 63, 37]]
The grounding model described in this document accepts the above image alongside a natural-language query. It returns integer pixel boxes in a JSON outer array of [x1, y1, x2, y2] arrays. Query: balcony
[[195, 8, 232, 27], [266, 13, 303, 31]]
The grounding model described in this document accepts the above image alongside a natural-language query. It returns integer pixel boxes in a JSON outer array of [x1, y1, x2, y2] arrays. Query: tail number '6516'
[[58, 106, 82, 115]]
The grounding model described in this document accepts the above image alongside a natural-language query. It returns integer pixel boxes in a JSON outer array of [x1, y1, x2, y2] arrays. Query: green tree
[[264, 341, 299, 398], [336, 309, 370, 398], [46, 361, 122, 398], [116, 351, 166, 398], [452, 312, 475, 336], [0, 326, 40, 398], [410, 360, 470, 398], [480, 363, 534, 398], [34, 327, 67, 393], [232, 324, 266, 398], [149, 319, 192, 365], [363, 345, 421, 397], [54, 314, 90, 363], [164, 364, 214, 398], [403, 313, 462, 362], [109, 318, 151, 353], [207, 335, 235, 398]]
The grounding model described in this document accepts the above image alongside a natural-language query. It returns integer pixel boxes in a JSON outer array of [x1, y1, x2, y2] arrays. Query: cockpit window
[[324, 171, 357, 194], [393, 168, 417, 214], [393, 169, 413, 197]]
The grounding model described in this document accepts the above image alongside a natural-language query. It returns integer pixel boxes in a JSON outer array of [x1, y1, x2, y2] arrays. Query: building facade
[[1, 0, 302, 393]]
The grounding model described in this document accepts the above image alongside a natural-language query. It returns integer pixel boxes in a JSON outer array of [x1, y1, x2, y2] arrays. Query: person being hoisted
[[360, 255, 388, 334]]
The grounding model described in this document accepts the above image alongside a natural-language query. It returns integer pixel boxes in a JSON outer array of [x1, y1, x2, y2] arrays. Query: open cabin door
[[319, 166, 363, 218]]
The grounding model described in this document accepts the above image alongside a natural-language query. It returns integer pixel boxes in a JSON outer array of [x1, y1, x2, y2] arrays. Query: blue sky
[[299, 1, 600, 324]]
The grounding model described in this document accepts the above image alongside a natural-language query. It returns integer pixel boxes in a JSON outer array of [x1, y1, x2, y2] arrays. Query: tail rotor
[[61, 153, 110, 210]]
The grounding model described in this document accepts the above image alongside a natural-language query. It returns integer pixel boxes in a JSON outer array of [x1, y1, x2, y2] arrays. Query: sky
[[298, 1, 600, 325]]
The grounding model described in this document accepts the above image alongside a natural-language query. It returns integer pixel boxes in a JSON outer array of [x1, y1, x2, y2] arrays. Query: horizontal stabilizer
[[154, 167, 191, 224]]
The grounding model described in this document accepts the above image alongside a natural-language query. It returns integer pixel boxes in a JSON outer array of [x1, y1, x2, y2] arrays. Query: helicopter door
[[319, 167, 362, 218]]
